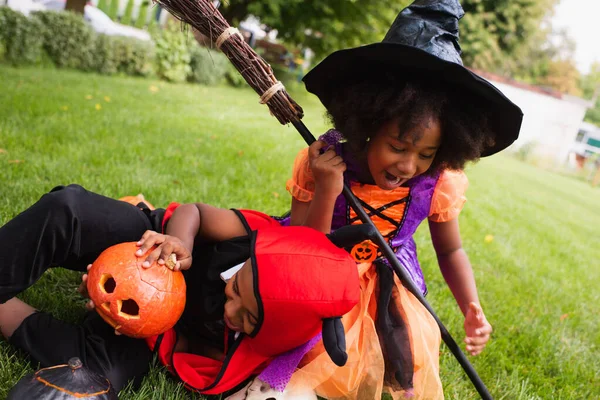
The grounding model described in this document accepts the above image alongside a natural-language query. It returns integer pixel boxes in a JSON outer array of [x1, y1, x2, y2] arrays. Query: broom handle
[[291, 119, 494, 400]]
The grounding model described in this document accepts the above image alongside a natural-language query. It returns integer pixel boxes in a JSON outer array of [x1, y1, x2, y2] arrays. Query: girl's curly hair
[[325, 74, 495, 173]]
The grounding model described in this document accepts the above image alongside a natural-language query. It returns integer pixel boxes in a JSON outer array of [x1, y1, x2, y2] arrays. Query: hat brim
[[303, 43, 523, 157]]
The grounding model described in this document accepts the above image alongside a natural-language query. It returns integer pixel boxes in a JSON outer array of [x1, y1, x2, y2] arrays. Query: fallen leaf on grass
[[560, 314, 569, 321], [272, 192, 280, 198], [85, 95, 93, 100], [238, 150, 244, 156], [8, 160, 24, 164], [0, 148, 7, 154]]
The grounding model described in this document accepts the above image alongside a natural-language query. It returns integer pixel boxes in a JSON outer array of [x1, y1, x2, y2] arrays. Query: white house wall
[[488, 80, 590, 164]]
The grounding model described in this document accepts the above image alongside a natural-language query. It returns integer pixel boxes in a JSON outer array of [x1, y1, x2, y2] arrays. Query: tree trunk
[[65, 0, 87, 14]]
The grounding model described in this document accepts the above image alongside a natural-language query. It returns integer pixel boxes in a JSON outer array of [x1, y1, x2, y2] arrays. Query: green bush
[[92, 34, 118, 75], [515, 141, 538, 162], [188, 44, 229, 86], [112, 36, 155, 76], [33, 11, 95, 70], [0, 8, 45, 66], [92, 35, 155, 76], [271, 63, 299, 86], [153, 22, 191, 82]]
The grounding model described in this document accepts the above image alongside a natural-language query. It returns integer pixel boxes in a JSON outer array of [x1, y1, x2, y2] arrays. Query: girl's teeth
[[386, 172, 400, 184]]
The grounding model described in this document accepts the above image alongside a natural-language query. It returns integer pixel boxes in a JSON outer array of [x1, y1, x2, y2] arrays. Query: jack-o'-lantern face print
[[350, 240, 378, 263]]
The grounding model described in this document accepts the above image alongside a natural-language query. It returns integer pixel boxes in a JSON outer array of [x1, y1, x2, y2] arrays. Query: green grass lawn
[[1, 65, 599, 400]]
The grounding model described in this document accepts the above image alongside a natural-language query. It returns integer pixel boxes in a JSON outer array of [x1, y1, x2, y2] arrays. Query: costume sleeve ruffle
[[285, 147, 316, 203], [428, 170, 468, 222]]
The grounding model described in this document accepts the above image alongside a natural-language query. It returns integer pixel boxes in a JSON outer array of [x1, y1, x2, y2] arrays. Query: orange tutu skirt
[[287, 262, 444, 400]]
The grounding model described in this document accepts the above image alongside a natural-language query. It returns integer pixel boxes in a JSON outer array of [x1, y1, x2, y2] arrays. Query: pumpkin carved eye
[[99, 274, 116, 294]]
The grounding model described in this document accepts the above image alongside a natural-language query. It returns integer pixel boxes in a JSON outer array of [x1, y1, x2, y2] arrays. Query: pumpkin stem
[[68, 357, 83, 370]]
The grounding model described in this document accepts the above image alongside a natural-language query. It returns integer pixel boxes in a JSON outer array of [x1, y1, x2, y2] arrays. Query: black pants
[[1, 184, 166, 391]]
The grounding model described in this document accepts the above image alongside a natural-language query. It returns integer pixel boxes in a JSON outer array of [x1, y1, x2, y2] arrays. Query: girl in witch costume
[[233, 0, 524, 399], [0, 185, 361, 396]]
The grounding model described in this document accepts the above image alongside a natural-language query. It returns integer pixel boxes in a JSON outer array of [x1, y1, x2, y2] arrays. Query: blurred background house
[[474, 69, 597, 167]]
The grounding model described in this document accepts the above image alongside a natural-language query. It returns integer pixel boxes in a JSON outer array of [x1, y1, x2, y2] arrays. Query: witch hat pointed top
[[303, 0, 523, 157], [383, 0, 464, 64]]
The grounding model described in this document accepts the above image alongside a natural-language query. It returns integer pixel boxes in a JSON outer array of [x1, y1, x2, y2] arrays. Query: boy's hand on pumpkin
[[463, 302, 492, 356], [78, 264, 92, 301], [79, 265, 97, 312], [136, 230, 192, 271], [309, 140, 346, 198], [78, 265, 123, 336]]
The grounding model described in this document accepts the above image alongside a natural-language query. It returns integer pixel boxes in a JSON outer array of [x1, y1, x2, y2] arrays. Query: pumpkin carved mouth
[[96, 307, 119, 329], [117, 299, 140, 319]]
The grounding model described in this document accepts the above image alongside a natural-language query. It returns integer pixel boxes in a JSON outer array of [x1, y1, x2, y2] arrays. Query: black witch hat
[[303, 0, 523, 156]]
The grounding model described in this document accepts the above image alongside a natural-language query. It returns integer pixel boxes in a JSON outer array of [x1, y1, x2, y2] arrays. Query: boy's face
[[223, 259, 259, 335], [367, 117, 441, 189]]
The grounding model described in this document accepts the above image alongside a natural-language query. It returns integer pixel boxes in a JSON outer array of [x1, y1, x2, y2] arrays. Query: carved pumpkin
[[7, 357, 118, 399], [350, 240, 378, 262], [118, 194, 155, 210], [87, 242, 186, 338]]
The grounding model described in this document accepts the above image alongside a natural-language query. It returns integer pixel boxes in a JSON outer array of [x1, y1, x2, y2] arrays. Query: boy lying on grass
[[0, 184, 360, 396]]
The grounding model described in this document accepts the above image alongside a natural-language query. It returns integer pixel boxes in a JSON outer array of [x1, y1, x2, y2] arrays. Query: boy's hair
[[326, 74, 495, 173]]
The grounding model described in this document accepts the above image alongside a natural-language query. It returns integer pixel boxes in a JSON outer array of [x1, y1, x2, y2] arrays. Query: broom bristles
[[154, 0, 304, 125]]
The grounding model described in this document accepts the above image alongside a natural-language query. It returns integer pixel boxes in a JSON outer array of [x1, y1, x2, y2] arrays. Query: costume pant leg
[[0, 184, 165, 303], [9, 311, 153, 392]]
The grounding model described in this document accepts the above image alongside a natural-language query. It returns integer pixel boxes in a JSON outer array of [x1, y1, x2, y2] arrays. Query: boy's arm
[[165, 203, 248, 250], [137, 203, 248, 270]]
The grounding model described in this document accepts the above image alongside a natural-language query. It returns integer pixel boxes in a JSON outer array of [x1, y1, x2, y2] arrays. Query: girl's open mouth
[[385, 171, 401, 185]]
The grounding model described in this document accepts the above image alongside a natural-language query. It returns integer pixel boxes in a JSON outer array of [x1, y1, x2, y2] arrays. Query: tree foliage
[[581, 62, 600, 126], [218, 0, 574, 93], [219, 0, 409, 59], [460, 0, 558, 71]]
